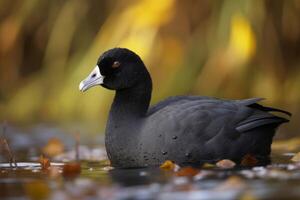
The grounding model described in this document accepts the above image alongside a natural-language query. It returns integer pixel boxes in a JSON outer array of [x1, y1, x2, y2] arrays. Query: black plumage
[[79, 48, 290, 168]]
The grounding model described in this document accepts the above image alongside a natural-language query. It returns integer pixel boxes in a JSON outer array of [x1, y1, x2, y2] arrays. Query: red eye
[[112, 61, 121, 68]]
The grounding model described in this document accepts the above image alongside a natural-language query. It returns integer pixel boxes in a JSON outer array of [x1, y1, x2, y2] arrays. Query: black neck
[[109, 74, 152, 122]]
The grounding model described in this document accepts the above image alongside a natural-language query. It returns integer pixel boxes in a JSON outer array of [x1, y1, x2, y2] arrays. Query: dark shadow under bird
[[79, 48, 291, 168]]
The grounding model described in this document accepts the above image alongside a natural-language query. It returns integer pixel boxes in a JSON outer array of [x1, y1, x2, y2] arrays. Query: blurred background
[[0, 0, 299, 138]]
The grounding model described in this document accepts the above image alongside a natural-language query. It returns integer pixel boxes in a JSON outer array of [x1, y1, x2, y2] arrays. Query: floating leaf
[[39, 155, 50, 170], [216, 159, 236, 169], [160, 160, 177, 171], [176, 167, 199, 177], [291, 152, 300, 162], [241, 154, 258, 167], [63, 162, 81, 177]]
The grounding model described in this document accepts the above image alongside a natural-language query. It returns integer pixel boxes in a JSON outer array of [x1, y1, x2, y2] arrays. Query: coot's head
[[79, 48, 149, 91]]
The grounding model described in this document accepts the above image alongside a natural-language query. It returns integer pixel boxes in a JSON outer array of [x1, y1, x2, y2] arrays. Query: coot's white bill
[[79, 65, 104, 92]]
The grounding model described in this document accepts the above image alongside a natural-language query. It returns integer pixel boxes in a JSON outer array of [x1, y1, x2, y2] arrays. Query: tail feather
[[236, 116, 289, 132], [236, 101, 290, 133], [248, 103, 292, 116]]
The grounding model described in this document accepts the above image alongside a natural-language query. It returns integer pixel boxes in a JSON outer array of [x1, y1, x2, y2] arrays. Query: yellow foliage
[[6, 78, 44, 121], [228, 14, 256, 63], [0, 0, 298, 134]]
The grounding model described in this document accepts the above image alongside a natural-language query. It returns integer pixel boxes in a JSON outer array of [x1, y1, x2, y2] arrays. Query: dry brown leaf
[[216, 159, 236, 169], [291, 152, 300, 162], [42, 138, 64, 157], [160, 160, 176, 171], [63, 162, 81, 177], [241, 154, 258, 167], [176, 167, 199, 177], [39, 155, 50, 170]]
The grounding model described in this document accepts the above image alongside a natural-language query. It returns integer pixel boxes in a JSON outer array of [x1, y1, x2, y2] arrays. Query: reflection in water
[[1, 154, 300, 200], [109, 167, 170, 186]]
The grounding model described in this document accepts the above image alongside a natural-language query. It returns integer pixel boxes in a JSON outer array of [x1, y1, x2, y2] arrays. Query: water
[[1, 151, 300, 200], [1, 125, 300, 199]]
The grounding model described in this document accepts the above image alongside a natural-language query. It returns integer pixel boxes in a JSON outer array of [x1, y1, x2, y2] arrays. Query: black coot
[[79, 48, 290, 168]]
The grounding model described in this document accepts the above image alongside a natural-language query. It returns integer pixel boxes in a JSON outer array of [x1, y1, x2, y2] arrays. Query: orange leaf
[[241, 154, 258, 167], [63, 162, 81, 177], [216, 159, 236, 169], [160, 160, 176, 171], [39, 155, 50, 170], [176, 167, 199, 177]]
